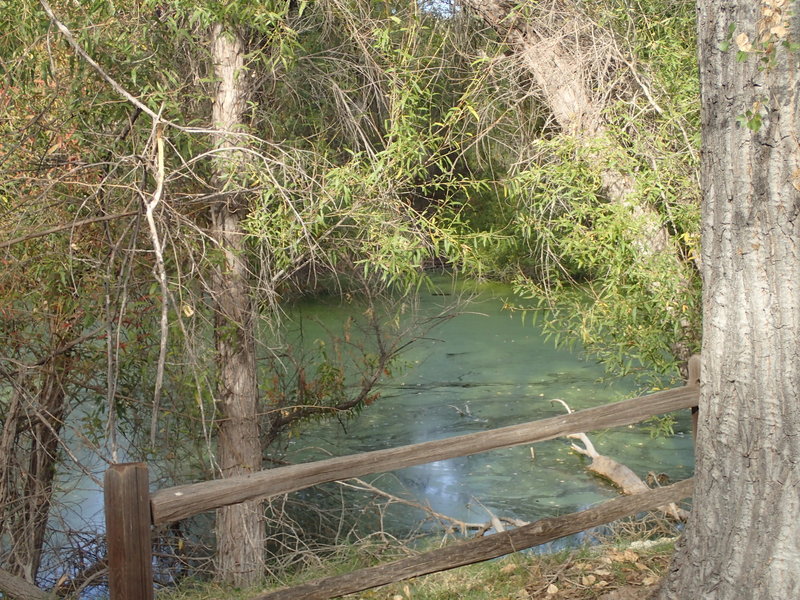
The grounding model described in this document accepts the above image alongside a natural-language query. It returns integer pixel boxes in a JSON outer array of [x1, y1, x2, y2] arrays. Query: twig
[[470, 496, 506, 533], [529, 550, 578, 597], [339, 478, 484, 536]]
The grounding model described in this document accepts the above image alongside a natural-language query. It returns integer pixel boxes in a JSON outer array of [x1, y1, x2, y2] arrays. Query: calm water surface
[[49, 277, 694, 577], [285, 278, 695, 533]]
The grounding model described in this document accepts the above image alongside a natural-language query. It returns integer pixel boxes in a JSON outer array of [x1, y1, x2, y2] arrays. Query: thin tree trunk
[[0, 352, 69, 584], [209, 23, 265, 586], [657, 2, 800, 598]]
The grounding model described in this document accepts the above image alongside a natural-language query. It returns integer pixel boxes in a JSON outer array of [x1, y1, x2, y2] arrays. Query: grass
[[157, 516, 680, 600]]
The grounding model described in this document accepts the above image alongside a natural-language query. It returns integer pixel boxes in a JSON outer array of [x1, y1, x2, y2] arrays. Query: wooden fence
[[104, 357, 700, 600]]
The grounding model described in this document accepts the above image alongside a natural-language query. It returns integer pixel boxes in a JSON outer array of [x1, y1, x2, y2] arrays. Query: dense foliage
[[0, 0, 700, 591], [452, 0, 701, 379]]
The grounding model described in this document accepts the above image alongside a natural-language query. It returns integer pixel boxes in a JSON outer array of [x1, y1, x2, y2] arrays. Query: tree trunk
[[0, 351, 70, 584], [460, 0, 673, 254], [657, 2, 800, 598], [209, 24, 265, 586]]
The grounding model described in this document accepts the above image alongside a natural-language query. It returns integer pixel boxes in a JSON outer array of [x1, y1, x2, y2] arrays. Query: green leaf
[[747, 114, 762, 131]]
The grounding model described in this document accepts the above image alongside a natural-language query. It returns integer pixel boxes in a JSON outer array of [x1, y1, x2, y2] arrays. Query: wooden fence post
[[688, 354, 700, 440], [104, 463, 154, 600]]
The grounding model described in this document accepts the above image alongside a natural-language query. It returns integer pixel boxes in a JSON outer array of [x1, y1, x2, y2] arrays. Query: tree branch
[[0, 212, 138, 250], [0, 567, 52, 600], [145, 120, 169, 447], [39, 0, 220, 136]]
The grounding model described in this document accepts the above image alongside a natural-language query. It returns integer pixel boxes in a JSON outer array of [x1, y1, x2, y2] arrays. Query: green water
[[37, 277, 694, 597], [49, 277, 693, 568], [285, 277, 695, 532]]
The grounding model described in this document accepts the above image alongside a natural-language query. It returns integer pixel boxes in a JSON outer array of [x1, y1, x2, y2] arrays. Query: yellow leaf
[[771, 23, 789, 39], [581, 575, 596, 586], [546, 583, 559, 594], [623, 550, 639, 562], [609, 551, 626, 562]]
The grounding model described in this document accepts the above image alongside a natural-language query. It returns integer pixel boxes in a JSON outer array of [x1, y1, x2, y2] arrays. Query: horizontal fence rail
[[150, 385, 699, 524]]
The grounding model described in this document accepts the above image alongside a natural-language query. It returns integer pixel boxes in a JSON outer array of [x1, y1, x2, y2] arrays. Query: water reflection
[[289, 278, 694, 533]]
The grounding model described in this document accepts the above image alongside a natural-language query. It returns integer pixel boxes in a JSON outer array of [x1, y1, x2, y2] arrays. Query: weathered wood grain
[[104, 463, 153, 600], [254, 478, 694, 600], [151, 386, 698, 524]]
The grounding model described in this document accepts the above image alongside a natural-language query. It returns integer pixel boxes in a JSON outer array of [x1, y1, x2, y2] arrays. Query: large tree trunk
[[209, 24, 265, 586], [657, 2, 800, 598]]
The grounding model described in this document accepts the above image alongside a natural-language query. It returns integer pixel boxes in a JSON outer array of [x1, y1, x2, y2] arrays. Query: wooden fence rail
[[105, 356, 700, 600], [150, 385, 698, 524]]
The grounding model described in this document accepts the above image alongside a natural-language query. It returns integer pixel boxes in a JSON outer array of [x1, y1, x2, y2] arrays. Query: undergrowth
[[157, 512, 682, 599]]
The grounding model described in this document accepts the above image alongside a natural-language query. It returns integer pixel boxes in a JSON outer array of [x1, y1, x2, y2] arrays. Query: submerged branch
[[552, 399, 689, 521]]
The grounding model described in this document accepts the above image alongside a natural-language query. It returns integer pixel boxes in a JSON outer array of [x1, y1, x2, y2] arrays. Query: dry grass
[[351, 538, 674, 600], [159, 513, 681, 600]]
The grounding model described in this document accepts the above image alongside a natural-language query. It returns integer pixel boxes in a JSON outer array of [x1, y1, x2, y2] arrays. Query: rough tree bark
[[209, 24, 265, 586], [657, 1, 800, 598]]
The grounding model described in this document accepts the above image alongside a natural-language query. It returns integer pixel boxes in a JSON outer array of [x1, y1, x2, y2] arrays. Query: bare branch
[[145, 119, 170, 447], [0, 212, 138, 250]]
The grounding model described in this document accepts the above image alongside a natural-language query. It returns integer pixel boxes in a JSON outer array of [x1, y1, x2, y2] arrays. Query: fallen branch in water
[[552, 399, 689, 521]]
